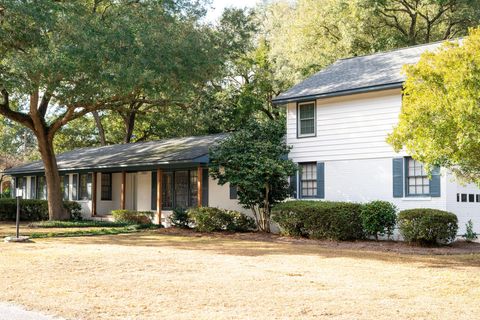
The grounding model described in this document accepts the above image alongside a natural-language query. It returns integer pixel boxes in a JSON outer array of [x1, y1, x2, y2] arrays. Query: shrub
[[360, 201, 397, 240], [272, 201, 364, 240], [398, 209, 458, 245], [64, 201, 82, 221], [111, 210, 153, 225], [187, 207, 255, 232], [227, 210, 257, 232], [463, 219, 478, 242], [169, 208, 191, 228], [0, 199, 82, 221]]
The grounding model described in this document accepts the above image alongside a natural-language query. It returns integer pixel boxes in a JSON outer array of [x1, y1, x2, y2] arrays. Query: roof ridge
[[337, 38, 455, 62]]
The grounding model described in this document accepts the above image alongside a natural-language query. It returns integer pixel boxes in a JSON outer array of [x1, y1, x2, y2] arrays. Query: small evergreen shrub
[[111, 210, 153, 224], [187, 207, 255, 232], [360, 201, 397, 240], [64, 201, 82, 220], [398, 209, 458, 245], [272, 201, 364, 240], [463, 220, 478, 242], [0, 199, 82, 221], [169, 208, 191, 228]]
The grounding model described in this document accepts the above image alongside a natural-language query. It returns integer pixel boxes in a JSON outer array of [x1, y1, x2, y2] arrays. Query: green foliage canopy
[[209, 119, 297, 232], [388, 28, 480, 184]]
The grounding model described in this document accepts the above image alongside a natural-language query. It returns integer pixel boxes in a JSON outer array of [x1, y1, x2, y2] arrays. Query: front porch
[[90, 166, 209, 225]]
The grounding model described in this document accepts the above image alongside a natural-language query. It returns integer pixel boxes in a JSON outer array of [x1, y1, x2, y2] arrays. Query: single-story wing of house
[[4, 134, 246, 224]]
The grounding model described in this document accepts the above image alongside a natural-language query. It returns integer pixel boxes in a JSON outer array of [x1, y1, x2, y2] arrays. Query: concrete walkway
[[0, 302, 64, 320]]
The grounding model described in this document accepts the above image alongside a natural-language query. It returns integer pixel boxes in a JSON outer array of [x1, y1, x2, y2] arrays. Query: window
[[30, 176, 36, 200], [79, 173, 92, 200], [174, 171, 189, 209], [297, 102, 316, 137], [406, 158, 430, 196], [300, 163, 317, 197], [37, 176, 47, 200], [101, 173, 112, 201], [461, 194, 467, 202], [72, 174, 78, 200], [63, 175, 69, 200], [477, 195, 480, 203], [162, 172, 173, 209], [469, 194, 475, 202], [189, 170, 198, 207]]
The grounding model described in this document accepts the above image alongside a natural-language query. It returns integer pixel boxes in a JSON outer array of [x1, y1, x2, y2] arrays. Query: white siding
[[207, 176, 249, 215], [287, 89, 406, 162], [96, 172, 122, 215]]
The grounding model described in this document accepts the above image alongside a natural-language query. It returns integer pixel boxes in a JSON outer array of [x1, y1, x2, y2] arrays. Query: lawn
[[0, 230, 479, 320]]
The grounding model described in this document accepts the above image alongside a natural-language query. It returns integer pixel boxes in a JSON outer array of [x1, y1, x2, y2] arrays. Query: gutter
[[271, 82, 403, 105]]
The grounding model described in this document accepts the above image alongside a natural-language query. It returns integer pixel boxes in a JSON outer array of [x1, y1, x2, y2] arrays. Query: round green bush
[[272, 201, 364, 240], [360, 201, 397, 240], [398, 209, 458, 245], [111, 210, 153, 225], [187, 207, 256, 232]]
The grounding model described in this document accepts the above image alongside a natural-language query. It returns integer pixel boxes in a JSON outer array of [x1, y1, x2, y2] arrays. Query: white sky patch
[[204, 0, 260, 23]]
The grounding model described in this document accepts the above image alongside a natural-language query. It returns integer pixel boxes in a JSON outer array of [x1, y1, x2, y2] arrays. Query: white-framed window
[[300, 163, 317, 197], [406, 158, 429, 196], [297, 101, 316, 137]]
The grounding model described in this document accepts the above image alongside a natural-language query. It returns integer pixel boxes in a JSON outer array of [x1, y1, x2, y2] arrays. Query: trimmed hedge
[[187, 207, 256, 232], [0, 199, 81, 221], [398, 209, 458, 245], [111, 210, 154, 225], [360, 201, 397, 240], [169, 208, 191, 228], [272, 201, 364, 241]]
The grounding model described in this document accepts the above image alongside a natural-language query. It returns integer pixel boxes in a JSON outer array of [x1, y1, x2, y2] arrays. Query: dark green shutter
[[229, 184, 237, 199], [316, 162, 325, 199], [202, 168, 209, 206], [430, 166, 441, 197], [290, 171, 298, 199], [392, 158, 404, 198], [151, 171, 157, 210]]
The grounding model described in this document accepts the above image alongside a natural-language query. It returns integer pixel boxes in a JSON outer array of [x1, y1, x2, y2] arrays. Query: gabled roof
[[272, 41, 445, 104], [6, 133, 228, 175]]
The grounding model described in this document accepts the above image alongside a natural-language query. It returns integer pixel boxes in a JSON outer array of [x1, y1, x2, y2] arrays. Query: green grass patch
[[29, 224, 162, 239], [28, 220, 133, 228]]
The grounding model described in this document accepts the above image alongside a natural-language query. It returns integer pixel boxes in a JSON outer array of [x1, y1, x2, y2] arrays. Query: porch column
[[121, 171, 126, 210], [197, 166, 203, 207], [156, 169, 163, 225], [92, 172, 97, 217]]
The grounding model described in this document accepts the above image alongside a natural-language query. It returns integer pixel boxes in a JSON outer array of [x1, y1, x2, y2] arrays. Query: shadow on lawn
[[46, 229, 480, 269]]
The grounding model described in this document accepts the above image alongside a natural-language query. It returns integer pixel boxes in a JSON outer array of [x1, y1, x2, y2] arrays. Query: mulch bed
[[157, 227, 480, 256]]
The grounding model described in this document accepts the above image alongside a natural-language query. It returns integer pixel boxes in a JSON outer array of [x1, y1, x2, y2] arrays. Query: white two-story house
[[273, 41, 479, 234]]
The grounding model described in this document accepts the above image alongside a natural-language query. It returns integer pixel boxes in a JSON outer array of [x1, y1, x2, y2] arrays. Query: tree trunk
[[92, 111, 107, 146], [123, 110, 136, 144], [36, 131, 68, 220]]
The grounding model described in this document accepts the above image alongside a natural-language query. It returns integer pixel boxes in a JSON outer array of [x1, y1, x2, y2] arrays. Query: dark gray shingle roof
[[6, 134, 227, 175], [272, 41, 444, 104]]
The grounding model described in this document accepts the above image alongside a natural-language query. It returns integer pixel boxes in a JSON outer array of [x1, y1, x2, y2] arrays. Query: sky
[[204, 0, 260, 23]]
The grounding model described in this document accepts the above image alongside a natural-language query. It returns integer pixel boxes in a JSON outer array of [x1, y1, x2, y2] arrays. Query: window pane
[[101, 173, 112, 201], [162, 173, 173, 208], [174, 171, 189, 209], [299, 104, 314, 119]]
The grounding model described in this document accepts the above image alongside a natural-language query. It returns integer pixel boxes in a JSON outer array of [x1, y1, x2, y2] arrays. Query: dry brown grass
[[0, 230, 479, 320]]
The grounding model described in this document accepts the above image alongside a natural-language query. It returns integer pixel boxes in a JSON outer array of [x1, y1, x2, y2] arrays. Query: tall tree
[[388, 28, 480, 184], [262, 0, 480, 81], [0, 0, 219, 219]]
